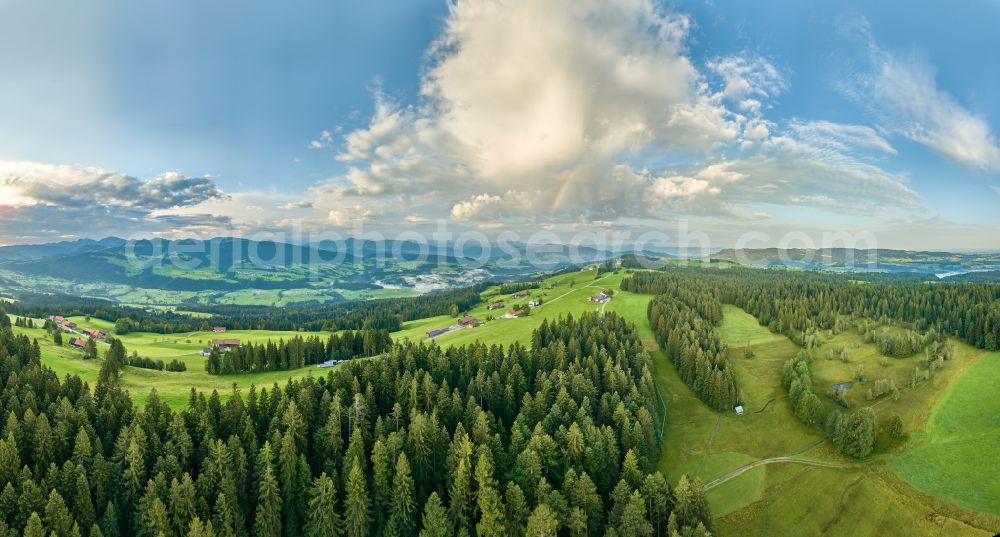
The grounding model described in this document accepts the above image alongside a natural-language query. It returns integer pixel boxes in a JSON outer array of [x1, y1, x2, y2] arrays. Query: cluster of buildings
[[48, 316, 107, 339], [494, 289, 542, 319], [589, 292, 610, 303], [200, 338, 241, 356], [49, 316, 78, 331]]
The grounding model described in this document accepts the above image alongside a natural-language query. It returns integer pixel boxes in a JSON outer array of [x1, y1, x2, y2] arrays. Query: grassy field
[[890, 352, 1000, 515], [15, 318, 331, 408], [64, 315, 324, 364], [16, 269, 621, 408], [717, 305, 782, 346], [394, 268, 623, 349]]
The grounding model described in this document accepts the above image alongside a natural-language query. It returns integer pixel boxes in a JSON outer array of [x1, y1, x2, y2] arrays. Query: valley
[[8, 265, 1000, 535]]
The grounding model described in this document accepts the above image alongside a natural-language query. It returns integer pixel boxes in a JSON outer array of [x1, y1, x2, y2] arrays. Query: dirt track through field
[[536, 273, 613, 309], [703, 438, 856, 490]]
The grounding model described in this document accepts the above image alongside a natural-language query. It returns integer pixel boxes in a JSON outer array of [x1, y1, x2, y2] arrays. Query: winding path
[[703, 438, 856, 490]]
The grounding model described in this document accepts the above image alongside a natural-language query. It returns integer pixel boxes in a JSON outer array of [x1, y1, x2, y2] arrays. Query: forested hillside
[[624, 268, 1000, 350], [0, 307, 715, 536], [5, 283, 489, 334], [620, 274, 740, 411], [622, 267, 1000, 461]]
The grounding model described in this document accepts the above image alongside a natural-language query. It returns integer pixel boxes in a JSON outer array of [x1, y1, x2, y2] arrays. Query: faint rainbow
[[550, 171, 574, 213]]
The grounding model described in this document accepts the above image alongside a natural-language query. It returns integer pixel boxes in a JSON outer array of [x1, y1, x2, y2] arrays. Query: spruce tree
[[369, 439, 392, 534], [142, 498, 170, 537], [616, 491, 652, 537], [305, 473, 341, 537], [254, 443, 282, 537], [73, 472, 95, 530], [524, 504, 558, 536], [278, 432, 303, 536], [44, 489, 74, 537], [473, 454, 504, 537], [212, 493, 236, 537], [417, 493, 449, 537], [344, 459, 370, 537], [387, 453, 416, 537], [23, 512, 45, 537]]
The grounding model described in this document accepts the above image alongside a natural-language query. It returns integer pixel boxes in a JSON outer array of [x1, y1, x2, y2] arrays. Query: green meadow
[[716, 304, 782, 346], [394, 268, 624, 349], [15, 318, 330, 408], [890, 351, 1000, 516]]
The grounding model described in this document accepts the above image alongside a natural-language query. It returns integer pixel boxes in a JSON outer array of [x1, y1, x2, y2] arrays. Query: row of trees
[[205, 328, 392, 375], [0, 307, 716, 536], [12, 317, 36, 329], [127, 353, 187, 372], [622, 273, 739, 411]]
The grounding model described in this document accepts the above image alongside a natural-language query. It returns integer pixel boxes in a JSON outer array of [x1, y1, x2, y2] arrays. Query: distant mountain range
[[0, 236, 613, 307], [3, 239, 999, 308], [711, 248, 1000, 277], [0, 237, 128, 263]]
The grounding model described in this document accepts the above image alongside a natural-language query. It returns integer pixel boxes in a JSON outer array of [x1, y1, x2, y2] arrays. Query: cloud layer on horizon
[[0, 161, 231, 242]]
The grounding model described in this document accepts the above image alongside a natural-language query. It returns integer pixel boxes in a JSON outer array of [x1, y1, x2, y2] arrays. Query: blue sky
[[1, 0, 998, 249]]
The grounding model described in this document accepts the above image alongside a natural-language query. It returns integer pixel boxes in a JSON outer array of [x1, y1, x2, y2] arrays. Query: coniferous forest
[[204, 329, 393, 375], [623, 268, 1000, 351], [0, 308, 716, 537], [620, 275, 739, 411], [622, 267, 1000, 459]]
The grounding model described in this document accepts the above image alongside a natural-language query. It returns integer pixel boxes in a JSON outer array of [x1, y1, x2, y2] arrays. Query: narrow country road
[[535, 272, 613, 309]]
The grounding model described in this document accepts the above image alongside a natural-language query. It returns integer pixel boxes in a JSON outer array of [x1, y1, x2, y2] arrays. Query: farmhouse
[[504, 310, 524, 319], [488, 302, 505, 310], [63, 321, 77, 330], [81, 328, 107, 339], [589, 292, 609, 303], [212, 339, 241, 352], [212, 327, 227, 333], [512, 291, 529, 298], [425, 326, 452, 339], [527, 300, 540, 308], [458, 315, 477, 328], [317, 359, 342, 368], [68, 338, 87, 349]]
